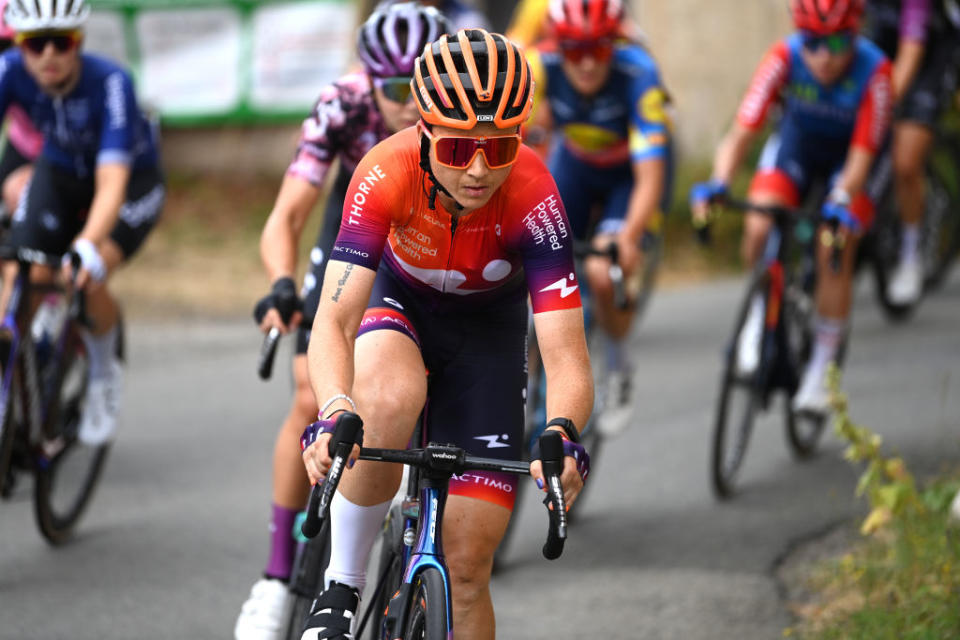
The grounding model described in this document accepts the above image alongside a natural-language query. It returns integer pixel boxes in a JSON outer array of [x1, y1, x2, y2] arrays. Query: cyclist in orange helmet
[[299, 29, 593, 639]]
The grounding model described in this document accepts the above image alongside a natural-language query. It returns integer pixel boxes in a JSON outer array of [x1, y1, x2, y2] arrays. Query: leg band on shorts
[[357, 306, 420, 347], [449, 471, 519, 511]]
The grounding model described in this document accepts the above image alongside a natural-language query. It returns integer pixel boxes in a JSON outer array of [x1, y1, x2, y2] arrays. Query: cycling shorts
[[898, 43, 958, 127], [549, 141, 673, 240], [357, 263, 528, 511], [749, 123, 875, 229], [868, 29, 959, 129], [0, 137, 31, 189], [296, 168, 352, 354], [5, 156, 165, 259]]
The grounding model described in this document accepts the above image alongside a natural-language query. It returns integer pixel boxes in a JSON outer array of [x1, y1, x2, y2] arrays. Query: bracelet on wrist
[[319, 393, 356, 420]]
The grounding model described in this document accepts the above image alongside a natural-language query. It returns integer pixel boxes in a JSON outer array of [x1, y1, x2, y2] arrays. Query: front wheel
[[711, 271, 768, 499], [402, 568, 449, 640], [781, 271, 826, 458], [33, 329, 109, 545], [284, 519, 331, 640], [362, 506, 407, 640]]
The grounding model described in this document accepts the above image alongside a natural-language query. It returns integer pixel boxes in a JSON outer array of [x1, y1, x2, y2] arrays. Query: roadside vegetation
[[786, 368, 960, 639]]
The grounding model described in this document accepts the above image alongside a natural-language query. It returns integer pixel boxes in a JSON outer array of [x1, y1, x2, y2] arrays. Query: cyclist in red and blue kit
[[299, 28, 592, 639], [526, 0, 673, 436], [691, 0, 893, 415]]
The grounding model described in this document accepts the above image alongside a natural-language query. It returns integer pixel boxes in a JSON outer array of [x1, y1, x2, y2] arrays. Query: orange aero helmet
[[413, 29, 534, 131]]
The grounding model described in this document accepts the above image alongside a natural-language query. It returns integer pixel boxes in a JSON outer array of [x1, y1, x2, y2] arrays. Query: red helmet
[[789, 0, 864, 34], [548, 0, 624, 41]]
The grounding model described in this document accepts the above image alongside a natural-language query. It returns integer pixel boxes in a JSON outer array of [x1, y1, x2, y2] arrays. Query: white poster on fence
[[250, 2, 355, 111], [135, 7, 243, 115]]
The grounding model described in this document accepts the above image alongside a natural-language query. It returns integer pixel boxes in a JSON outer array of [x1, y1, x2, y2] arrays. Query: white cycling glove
[[69, 238, 107, 282]]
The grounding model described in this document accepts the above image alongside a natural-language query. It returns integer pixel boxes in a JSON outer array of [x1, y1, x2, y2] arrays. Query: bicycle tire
[[0, 390, 16, 499], [782, 277, 825, 458], [921, 160, 960, 291], [284, 519, 331, 640], [363, 505, 407, 640], [870, 205, 919, 322], [33, 328, 109, 545], [401, 567, 448, 640], [711, 271, 767, 499], [632, 230, 663, 322]]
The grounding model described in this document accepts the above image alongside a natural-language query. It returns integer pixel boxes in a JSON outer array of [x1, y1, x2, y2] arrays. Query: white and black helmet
[[5, 0, 89, 32]]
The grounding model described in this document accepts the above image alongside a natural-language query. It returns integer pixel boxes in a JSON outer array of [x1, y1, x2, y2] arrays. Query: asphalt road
[[1, 272, 957, 640]]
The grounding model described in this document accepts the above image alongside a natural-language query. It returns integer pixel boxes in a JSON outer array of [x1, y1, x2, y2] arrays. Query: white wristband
[[828, 187, 851, 207], [71, 238, 106, 282], [319, 393, 356, 419]]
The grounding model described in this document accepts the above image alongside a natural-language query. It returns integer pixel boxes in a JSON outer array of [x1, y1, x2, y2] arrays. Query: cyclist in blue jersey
[[526, 0, 673, 436], [236, 5, 451, 639], [0, 0, 164, 445], [863, 0, 960, 304], [691, 0, 893, 415]]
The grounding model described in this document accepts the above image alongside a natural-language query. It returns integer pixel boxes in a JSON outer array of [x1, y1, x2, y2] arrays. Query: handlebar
[[257, 327, 281, 380], [0, 246, 91, 327], [574, 241, 629, 311], [301, 412, 364, 539], [301, 412, 568, 560], [694, 196, 847, 275]]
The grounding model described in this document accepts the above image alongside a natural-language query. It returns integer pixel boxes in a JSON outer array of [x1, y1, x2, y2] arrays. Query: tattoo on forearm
[[331, 264, 354, 302]]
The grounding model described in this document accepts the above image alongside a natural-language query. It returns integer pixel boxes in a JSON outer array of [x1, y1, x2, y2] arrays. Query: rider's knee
[[292, 381, 318, 423], [445, 541, 493, 608], [892, 149, 924, 182]]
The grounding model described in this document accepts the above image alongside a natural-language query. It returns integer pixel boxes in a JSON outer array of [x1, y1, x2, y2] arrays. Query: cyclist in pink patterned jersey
[[299, 28, 592, 639], [0, 0, 43, 214], [236, 4, 451, 640]]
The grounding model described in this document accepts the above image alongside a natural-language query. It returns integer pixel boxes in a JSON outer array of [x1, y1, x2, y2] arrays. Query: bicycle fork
[[384, 478, 454, 639]]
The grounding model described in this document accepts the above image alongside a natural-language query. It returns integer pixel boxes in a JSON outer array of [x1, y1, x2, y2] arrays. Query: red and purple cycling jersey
[[286, 72, 390, 188], [737, 33, 893, 154], [329, 126, 582, 315]]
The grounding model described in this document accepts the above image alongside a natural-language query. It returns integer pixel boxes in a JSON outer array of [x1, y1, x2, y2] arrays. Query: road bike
[[294, 412, 568, 639], [0, 248, 116, 544], [493, 238, 638, 569], [702, 198, 848, 498], [864, 112, 960, 321]]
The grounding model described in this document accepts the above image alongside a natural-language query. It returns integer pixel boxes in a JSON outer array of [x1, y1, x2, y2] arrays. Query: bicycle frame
[[735, 202, 821, 402], [0, 251, 81, 474], [300, 413, 568, 639]]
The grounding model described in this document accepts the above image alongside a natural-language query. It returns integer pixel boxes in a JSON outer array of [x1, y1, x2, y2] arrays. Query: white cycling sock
[[806, 316, 846, 384], [605, 335, 627, 373], [81, 325, 118, 380], [323, 493, 392, 592], [900, 223, 920, 264]]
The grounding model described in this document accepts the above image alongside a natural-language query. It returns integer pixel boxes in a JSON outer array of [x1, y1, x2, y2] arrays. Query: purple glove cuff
[[562, 439, 590, 484], [300, 419, 337, 452]]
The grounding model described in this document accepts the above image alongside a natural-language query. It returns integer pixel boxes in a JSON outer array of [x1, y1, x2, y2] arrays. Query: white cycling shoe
[[887, 258, 923, 306], [792, 365, 830, 416], [235, 578, 291, 640], [78, 360, 123, 446]]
